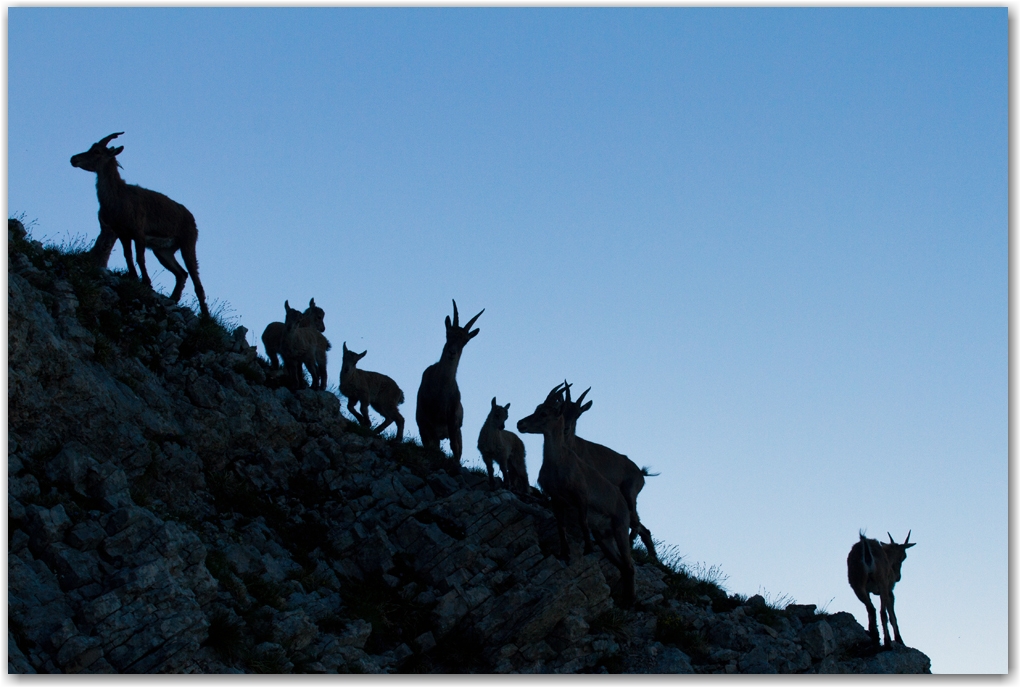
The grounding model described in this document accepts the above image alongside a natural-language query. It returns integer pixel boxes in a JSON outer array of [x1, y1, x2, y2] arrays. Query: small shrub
[[203, 609, 246, 661], [589, 607, 630, 642]]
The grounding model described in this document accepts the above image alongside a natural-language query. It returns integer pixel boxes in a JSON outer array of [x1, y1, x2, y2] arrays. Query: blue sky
[[8, 8, 1006, 673]]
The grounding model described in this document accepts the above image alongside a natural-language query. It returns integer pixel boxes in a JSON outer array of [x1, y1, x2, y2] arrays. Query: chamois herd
[[70, 132, 917, 633]]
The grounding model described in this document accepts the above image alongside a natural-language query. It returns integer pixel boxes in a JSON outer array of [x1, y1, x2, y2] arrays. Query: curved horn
[[451, 300, 459, 328], [99, 132, 124, 148], [464, 308, 484, 330], [888, 532, 896, 545], [576, 386, 591, 406], [546, 382, 566, 401], [563, 380, 572, 402], [904, 530, 912, 545]]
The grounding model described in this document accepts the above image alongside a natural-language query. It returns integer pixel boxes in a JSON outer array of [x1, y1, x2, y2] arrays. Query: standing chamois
[[281, 300, 330, 391], [847, 531, 916, 647], [560, 381, 659, 561], [263, 298, 325, 369], [70, 132, 208, 317], [415, 300, 484, 464], [517, 383, 636, 606], [340, 342, 405, 441], [477, 397, 529, 495]]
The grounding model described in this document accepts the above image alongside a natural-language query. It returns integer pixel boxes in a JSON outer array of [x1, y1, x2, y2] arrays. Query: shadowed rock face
[[7, 219, 931, 674]]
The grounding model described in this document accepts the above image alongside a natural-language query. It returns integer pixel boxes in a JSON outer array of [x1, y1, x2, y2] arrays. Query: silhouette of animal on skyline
[[71, 132, 208, 317]]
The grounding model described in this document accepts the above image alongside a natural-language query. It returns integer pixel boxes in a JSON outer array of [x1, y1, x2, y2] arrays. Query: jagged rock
[[6, 230, 932, 674]]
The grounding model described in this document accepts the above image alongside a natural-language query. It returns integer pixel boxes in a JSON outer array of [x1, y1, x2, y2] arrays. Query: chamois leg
[[150, 246, 189, 302], [120, 238, 139, 280], [347, 398, 367, 425], [637, 523, 658, 561], [393, 412, 404, 443], [90, 221, 116, 268], [483, 456, 496, 490], [179, 242, 209, 317], [134, 238, 152, 287], [885, 591, 904, 645], [374, 406, 400, 438], [316, 350, 328, 391], [853, 586, 880, 645], [449, 426, 463, 464], [359, 400, 374, 428]]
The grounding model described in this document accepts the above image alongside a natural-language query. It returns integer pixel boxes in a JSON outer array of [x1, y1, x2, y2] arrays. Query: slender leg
[[134, 238, 151, 286], [121, 239, 138, 280], [151, 246, 189, 301]]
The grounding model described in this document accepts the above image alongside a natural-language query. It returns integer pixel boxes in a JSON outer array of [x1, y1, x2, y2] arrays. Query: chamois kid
[[281, 300, 330, 391], [263, 298, 325, 370], [339, 342, 405, 441], [477, 397, 529, 495]]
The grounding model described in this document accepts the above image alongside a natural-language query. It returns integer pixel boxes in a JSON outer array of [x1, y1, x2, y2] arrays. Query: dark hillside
[[7, 218, 931, 674]]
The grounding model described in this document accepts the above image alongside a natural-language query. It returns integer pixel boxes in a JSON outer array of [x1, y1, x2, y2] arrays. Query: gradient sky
[[8, 8, 1006, 674]]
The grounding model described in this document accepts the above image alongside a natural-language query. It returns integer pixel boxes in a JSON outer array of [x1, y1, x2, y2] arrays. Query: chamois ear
[[445, 315, 452, 331], [357, 349, 367, 360], [580, 400, 593, 413], [309, 298, 315, 308], [284, 300, 291, 312], [491, 397, 498, 409], [903, 530, 915, 548], [468, 327, 481, 340], [504, 402, 511, 411], [343, 341, 349, 353]]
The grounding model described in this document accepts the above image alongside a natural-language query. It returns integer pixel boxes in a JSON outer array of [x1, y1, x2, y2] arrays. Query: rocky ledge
[[7, 219, 931, 674]]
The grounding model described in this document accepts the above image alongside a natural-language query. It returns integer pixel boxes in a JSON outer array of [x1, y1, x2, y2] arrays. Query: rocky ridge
[[7, 219, 931, 673]]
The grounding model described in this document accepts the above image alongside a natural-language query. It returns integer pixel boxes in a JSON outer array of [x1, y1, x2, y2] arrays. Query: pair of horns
[[562, 379, 590, 406], [451, 299, 484, 330], [889, 531, 915, 547]]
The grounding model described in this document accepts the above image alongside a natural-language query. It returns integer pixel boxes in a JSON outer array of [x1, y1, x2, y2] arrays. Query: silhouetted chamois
[[477, 397, 529, 495], [518, 383, 635, 606], [560, 381, 659, 561], [340, 342, 405, 442], [847, 531, 916, 647], [415, 300, 483, 464], [263, 298, 325, 369], [70, 132, 208, 317], [281, 300, 330, 391]]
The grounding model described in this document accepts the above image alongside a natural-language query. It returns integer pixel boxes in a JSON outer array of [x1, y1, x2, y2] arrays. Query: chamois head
[[283, 299, 325, 331], [304, 298, 325, 332], [341, 342, 367, 374], [517, 382, 567, 435], [488, 397, 511, 430], [70, 132, 125, 172], [444, 299, 484, 352], [884, 531, 916, 582]]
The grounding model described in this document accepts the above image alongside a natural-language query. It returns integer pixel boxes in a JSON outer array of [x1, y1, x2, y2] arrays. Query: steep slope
[[7, 219, 931, 674]]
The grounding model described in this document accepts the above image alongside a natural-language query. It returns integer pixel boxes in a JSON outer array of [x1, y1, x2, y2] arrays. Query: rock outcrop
[[7, 219, 932, 673]]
